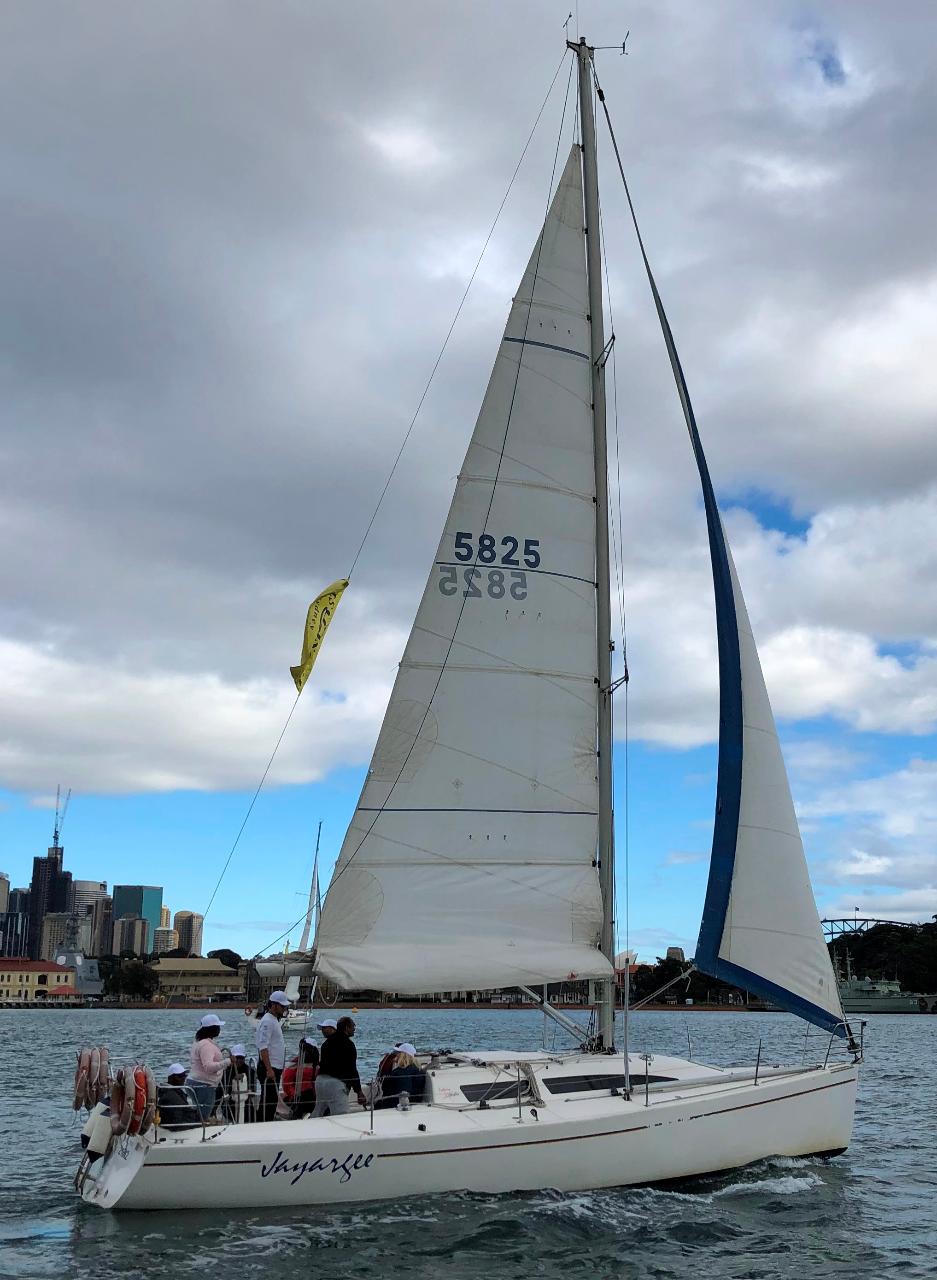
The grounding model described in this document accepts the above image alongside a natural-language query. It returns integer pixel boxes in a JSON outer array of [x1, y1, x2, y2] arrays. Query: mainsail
[[316, 147, 612, 993]]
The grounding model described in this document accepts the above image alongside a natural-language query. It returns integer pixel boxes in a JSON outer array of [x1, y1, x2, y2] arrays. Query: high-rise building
[[69, 880, 108, 916], [39, 912, 71, 962], [0, 874, 9, 914], [27, 846, 72, 960], [111, 886, 162, 952], [152, 927, 178, 955], [90, 895, 113, 957], [0, 901, 29, 957], [9, 887, 29, 915], [159, 905, 171, 929], [112, 915, 149, 956], [173, 911, 203, 957]]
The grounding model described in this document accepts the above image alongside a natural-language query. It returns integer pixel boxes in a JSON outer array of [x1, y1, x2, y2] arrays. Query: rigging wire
[[597, 150, 630, 991], [189, 53, 572, 958]]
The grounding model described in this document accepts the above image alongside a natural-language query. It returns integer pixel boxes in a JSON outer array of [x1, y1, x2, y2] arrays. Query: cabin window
[[459, 1080, 532, 1103], [541, 1072, 677, 1095]]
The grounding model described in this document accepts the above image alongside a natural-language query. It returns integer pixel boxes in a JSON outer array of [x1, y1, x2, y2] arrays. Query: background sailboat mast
[[298, 821, 321, 953], [573, 37, 616, 1049]]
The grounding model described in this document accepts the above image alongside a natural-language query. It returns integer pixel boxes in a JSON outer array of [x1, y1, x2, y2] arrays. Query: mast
[[573, 36, 616, 1049], [298, 821, 321, 953]]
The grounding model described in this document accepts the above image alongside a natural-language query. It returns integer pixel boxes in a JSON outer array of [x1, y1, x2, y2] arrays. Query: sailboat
[[247, 828, 322, 1026], [76, 38, 859, 1212]]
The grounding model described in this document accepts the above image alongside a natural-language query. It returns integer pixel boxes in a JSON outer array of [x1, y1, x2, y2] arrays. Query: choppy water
[[1, 1008, 934, 1279]]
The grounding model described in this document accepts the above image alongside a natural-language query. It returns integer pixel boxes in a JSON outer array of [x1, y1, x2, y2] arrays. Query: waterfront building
[[150, 956, 243, 1001], [173, 911, 204, 957], [112, 914, 149, 956], [27, 846, 72, 960], [112, 886, 162, 951], [39, 912, 72, 962], [159, 905, 171, 929], [152, 927, 179, 955], [0, 957, 76, 1003], [0, 874, 8, 914]]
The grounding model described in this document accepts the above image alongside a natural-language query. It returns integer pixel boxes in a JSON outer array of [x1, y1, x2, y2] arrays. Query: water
[[1, 1008, 934, 1279]]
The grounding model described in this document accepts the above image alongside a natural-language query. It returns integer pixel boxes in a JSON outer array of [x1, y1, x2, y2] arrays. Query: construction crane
[[52, 784, 72, 849]]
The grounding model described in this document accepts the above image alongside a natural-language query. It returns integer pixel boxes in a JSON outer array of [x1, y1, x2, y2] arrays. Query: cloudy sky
[[2, 1, 936, 961]]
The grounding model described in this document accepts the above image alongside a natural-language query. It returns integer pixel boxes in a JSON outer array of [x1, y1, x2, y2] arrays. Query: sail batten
[[316, 147, 612, 994]]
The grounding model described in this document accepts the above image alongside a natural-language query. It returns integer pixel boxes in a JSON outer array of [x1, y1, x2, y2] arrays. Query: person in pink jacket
[[188, 1013, 226, 1120]]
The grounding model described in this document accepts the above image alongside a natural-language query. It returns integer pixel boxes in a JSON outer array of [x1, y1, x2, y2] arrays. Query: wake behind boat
[[73, 38, 860, 1213]]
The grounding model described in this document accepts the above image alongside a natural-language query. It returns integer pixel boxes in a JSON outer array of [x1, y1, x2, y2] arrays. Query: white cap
[[316, 1018, 337, 1029], [168, 1063, 186, 1077], [230, 1044, 246, 1057], [269, 990, 291, 1006], [395, 1042, 417, 1056], [299, 1035, 318, 1048], [199, 1013, 225, 1028]]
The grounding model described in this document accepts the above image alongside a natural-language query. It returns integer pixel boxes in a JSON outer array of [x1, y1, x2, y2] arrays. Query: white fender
[[86, 1109, 113, 1161], [80, 1101, 107, 1147]]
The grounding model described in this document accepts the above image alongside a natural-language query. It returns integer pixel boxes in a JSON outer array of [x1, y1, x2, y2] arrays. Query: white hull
[[78, 1052, 857, 1211]]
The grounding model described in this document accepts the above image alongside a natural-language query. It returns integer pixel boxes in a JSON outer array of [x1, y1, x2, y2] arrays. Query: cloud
[[0, 0, 936, 822], [663, 850, 707, 866]]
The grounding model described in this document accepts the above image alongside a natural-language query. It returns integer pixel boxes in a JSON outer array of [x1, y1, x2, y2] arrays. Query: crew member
[[311, 1015, 366, 1116], [282, 1036, 320, 1117], [188, 1013, 226, 1121], [255, 990, 290, 1122], [158, 1063, 201, 1130], [221, 1043, 258, 1123], [375, 1045, 426, 1109]]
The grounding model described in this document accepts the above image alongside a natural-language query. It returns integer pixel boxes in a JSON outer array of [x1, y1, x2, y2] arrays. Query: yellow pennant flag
[[290, 578, 349, 693]]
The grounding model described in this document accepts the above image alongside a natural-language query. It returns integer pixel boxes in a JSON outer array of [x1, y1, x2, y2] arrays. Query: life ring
[[96, 1047, 110, 1103], [110, 1070, 130, 1134], [88, 1048, 101, 1105], [127, 1066, 148, 1135], [73, 1048, 92, 1111], [138, 1066, 157, 1136]]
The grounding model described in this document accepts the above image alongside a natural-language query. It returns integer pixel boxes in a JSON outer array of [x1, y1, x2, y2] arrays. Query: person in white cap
[[187, 1013, 226, 1120], [255, 990, 290, 1122], [374, 1044, 425, 1110], [221, 1043, 257, 1124], [157, 1063, 201, 1130], [316, 1018, 338, 1039]]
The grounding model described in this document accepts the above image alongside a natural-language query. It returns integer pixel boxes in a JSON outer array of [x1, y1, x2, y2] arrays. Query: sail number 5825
[[453, 532, 540, 568], [438, 566, 528, 600]]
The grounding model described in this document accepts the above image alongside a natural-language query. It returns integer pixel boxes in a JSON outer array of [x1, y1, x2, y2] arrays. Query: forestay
[[317, 147, 612, 993]]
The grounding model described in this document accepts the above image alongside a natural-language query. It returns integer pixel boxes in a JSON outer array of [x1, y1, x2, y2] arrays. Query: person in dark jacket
[[375, 1046, 426, 1109], [311, 1016, 366, 1115], [157, 1064, 201, 1130]]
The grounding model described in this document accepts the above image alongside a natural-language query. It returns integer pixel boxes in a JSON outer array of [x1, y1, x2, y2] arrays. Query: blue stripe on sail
[[694, 955, 847, 1038]]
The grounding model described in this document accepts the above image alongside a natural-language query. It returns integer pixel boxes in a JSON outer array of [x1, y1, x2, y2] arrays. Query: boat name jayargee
[[259, 1149, 376, 1186]]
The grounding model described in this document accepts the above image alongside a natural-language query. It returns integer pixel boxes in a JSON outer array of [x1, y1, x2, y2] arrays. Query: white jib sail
[[317, 147, 612, 993], [711, 545, 844, 1028]]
